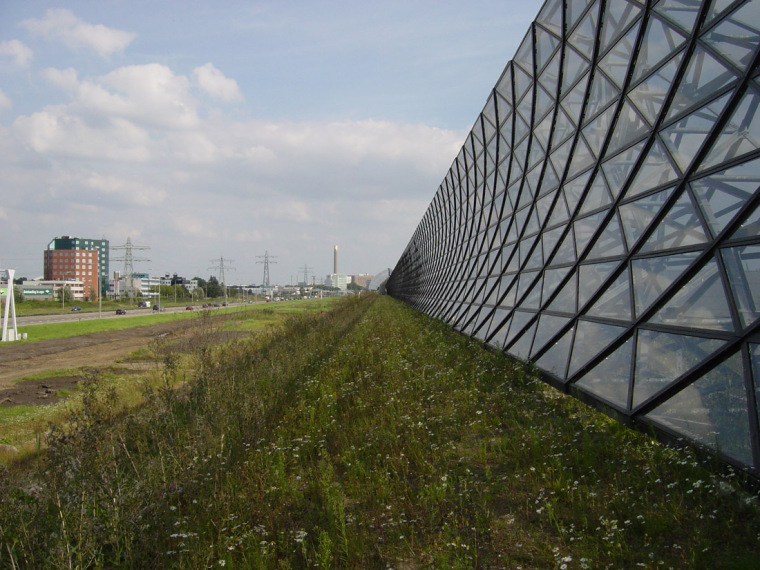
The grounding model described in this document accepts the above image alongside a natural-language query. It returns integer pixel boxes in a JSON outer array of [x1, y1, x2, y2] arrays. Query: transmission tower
[[256, 251, 277, 287], [209, 256, 235, 298], [110, 237, 150, 301], [300, 264, 312, 286]]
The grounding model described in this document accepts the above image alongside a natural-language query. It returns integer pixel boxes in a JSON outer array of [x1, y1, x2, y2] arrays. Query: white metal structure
[[1, 269, 19, 342]]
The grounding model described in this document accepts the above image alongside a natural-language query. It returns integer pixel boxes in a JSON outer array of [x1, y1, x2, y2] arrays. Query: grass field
[[1, 294, 758, 568]]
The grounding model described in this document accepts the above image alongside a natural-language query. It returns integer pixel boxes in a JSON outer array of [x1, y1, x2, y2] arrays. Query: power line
[[256, 251, 277, 287], [110, 237, 150, 300], [209, 256, 235, 298]]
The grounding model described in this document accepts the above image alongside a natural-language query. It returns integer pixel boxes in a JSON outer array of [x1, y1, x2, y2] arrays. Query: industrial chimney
[[334, 245, 338, 274]]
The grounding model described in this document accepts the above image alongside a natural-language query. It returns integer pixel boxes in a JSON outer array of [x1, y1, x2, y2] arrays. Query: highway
[[15, 303, 248, 327]]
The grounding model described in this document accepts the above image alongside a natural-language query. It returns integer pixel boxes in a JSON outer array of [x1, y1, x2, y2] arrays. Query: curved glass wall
[[387, 0, 760, 477]]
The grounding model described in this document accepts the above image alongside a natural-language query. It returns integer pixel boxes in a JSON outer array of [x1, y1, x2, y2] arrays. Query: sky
[[0, 1, 539, 287]]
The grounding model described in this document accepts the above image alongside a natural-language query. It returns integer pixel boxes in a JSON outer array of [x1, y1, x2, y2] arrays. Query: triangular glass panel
[[578, 260, 619, 308], [649, 257, 734, 331], [640, 190, 710, 253], [665, 46, 738, 123], [562, 168, 594, 214], [532, 314, 572, 357], [627, 53, 681, 125], [652, 0, 701, 35], [624, 137, 681, 200], [562, 45, 590, 95], [645, 352, 752, 465], [542, 265, 572, 304], [542, 225, 565, 260], [632, 14, 687, 83], [599, 21, 641, 88], [508, 319, 538, 360], [549, 137, 575, 177], [535, 83, 556, 123], [574, 210, 608, 258], [700, 89, 760, 172], [513, 63, 534, 104], [514, 32, 534, 78], [631, 251, 700, 317], [547, 268, 578, 313], [607, 99, 650, 154], [632, 329, 726, 409], [751, 344, 760, 423], [535, 24, 561, 74], [553, 106, 577, 148], [540, 162, 561, 195], [704, 0, 737, 25], [568, 136, 597, 178], [537, 0, 564, 37], [568, 2, 598, 55], [702, 1, 760, 73], [552, 226, 578, 266], [585, 70, 621, 119], [619, 186, 675, 249], [567, 0, 596, 31], [488, 312, 512, 349], [505, 310, 535, 347], [486, 308, 512, 346], [533, 112, 554, 153], [575, 337, 634, 409], [536, 190, 557, 226], [580, 170, 613, 215], [514, 112, 531, 147], [561, 70, 591, 126], [539, 48, 562, 97], [536, 325, 575, 380], [516, 269, 540, 303], [474, 310, 495, 342], [587, 212, 627, 260], [522, 273, 544, 309], [586, 267, 632, 321], [731, 201, 760, 240], [547, 189, 571, 228], [568, 319, 627, 378], [499, 275, 518, 308], [496, 62, 514, 100], [662, 91, 732, 172], [528, 139, 547, 171], [601, 140, 646, 197], [691, 156, 760, 238], [583, 104, 617, 159], [497, 94, 513, 129], [600, 0, 642, 54], [720, 244, 760, 329]]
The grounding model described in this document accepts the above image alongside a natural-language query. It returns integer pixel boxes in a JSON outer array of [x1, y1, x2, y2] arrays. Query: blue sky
[[0, 1, 539, 286]]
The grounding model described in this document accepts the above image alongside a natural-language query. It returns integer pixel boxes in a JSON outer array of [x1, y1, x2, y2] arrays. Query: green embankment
[[1, 294, 758, 568]]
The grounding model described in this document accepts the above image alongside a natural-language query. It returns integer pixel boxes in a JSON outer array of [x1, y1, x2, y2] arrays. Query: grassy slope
[[1, 294, 758, 568]]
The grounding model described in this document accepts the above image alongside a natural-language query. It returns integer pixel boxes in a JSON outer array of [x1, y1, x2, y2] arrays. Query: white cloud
[[20, 9, 135, 59], [41, 67, 79, 91], [0, 89, 11, 110], [83, 172, 167, 207], [192, 63, 244, 103], [13, 108, 152, 162], [0, 40, 33, 67]]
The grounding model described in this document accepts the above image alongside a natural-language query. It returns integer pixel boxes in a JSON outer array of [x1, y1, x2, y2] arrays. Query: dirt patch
[[0, 376, 81, 407], [0, 319, 201, 406]]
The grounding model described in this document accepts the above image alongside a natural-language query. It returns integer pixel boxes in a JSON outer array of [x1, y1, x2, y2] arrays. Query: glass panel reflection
[[646, 352, 752, 465], [575, 337, 634, 408]]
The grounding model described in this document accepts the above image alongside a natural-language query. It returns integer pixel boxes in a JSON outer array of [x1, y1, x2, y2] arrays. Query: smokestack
[[334, 245, 338, 274]]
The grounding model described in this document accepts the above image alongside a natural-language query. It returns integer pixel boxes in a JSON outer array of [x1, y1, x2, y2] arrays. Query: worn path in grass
[[0, 319, 194, 393]]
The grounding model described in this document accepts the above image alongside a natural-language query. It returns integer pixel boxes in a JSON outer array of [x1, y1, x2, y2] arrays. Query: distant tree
[[347, 282, 364, 291], [56, 286, 73, 303], [13, 277, 27, 285], [13, 285, 24, 304], [206, 276, 224, 298]]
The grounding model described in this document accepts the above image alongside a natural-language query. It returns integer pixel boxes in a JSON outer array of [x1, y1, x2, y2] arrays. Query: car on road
[[116, 309, 127, 315], [70, 306, 81, 312], [152, 305, 159, 311], [185, 306, 194, 310]]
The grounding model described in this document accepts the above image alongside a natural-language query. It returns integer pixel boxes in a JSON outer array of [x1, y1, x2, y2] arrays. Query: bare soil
[[0, 320, 197, 407]]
